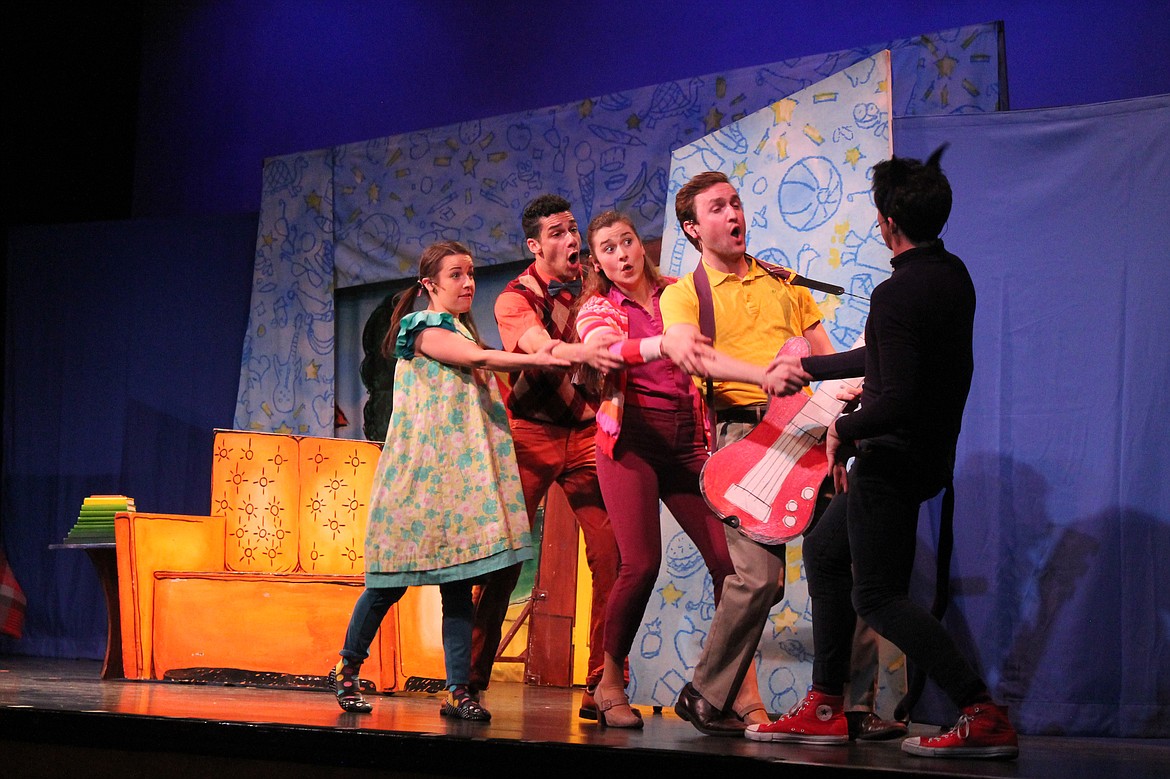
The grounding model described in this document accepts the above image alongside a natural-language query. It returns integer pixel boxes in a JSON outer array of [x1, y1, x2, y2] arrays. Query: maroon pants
[[595, 403, 734, 660], [470, 418, 618, 689]]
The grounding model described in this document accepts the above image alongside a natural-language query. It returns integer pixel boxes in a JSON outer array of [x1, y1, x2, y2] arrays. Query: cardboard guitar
[[700, 336, 862, 545]]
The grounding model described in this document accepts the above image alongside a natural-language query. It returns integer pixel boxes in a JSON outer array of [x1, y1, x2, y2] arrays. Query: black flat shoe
[[440, 687, 491, 722], [329, 665, 372, 713]]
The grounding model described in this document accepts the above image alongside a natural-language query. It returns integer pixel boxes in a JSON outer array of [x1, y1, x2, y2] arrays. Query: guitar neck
[[794, 334, 866, 435], [724, 374, 863, 519], [793, 375, 863, 437]]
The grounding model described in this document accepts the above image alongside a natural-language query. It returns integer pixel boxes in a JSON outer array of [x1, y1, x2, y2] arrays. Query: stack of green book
[[63, 495, 136, 543]]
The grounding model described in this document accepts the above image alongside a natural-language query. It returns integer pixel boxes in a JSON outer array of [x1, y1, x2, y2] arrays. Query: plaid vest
[[500, 265, 596, 426]]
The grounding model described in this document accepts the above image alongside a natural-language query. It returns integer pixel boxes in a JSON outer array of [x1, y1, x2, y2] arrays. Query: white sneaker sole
[[901, 737, 1019, 759], [745, 727, 848, 745]]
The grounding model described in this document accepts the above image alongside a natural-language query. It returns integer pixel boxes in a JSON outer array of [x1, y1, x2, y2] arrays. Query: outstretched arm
[[660, 323, 713, 375], [516, 324, 625, 371], [414, 327, 569, 372], [661, 322, 770, 385], [576, 296, 663, 366], [495, 287, 624, 371]]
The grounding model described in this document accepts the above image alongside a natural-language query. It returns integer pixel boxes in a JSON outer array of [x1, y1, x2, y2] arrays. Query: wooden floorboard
[[2, 656, 1168, 778]]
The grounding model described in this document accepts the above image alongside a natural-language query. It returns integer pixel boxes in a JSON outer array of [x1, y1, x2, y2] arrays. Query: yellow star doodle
[[304, 190, 323, 214], [659, 582, 686, 607]]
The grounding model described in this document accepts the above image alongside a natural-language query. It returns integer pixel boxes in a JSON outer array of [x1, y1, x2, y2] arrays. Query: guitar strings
[[733, 377, 862, 507]]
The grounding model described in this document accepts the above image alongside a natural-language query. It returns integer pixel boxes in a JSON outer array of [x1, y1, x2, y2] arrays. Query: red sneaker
[[745, 689, 848, 744], [901, 702, 1019, 759]]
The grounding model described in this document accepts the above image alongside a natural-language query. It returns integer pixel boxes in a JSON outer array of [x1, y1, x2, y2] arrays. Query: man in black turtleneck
[[746, 146, 1019, 760]]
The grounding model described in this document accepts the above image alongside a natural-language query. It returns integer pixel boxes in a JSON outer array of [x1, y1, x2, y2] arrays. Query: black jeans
[[802, 445, 986, 707]]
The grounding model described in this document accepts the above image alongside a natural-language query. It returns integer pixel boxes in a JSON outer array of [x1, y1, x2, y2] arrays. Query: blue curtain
[[2, 215, 257, 658], [895, 94, 1170, 737]]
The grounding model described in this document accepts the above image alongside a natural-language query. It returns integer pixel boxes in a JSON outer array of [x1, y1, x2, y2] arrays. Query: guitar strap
[[693, 254, 797, 452], [693, 261, 719, 449], [895, 477, 956, 721]]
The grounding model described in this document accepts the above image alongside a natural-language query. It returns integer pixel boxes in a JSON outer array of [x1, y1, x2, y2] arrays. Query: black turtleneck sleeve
[[802, 347, 865, 380]]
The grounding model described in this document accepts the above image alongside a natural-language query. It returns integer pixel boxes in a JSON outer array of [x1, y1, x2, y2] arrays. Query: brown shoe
[[846, 711, 909, 741], [578, 688, 598, 720], [674, 683, 746, 737], [594, 686, 643, 729]]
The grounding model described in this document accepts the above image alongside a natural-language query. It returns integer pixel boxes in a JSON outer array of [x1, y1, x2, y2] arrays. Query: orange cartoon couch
[[114, 429, 445, 690]]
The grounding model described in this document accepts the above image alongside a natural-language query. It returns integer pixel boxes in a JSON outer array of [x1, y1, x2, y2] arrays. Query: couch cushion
[[213, 430, 301, 573], [296, 436, 382, 575]]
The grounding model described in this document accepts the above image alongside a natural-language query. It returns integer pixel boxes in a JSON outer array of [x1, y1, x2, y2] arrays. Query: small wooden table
[[49, 542, 123, 679]]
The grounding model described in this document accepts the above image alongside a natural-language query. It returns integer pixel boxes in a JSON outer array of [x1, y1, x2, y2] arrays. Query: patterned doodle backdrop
[[234, 23, 1003, 436], [232, 25, 1003, 712]]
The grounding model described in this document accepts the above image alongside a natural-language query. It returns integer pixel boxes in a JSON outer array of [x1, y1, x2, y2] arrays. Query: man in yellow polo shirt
[[661, 171, 833, 736]]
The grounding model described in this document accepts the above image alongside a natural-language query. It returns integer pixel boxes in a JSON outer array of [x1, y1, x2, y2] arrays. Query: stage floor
[[2, 656, 1167, 779]]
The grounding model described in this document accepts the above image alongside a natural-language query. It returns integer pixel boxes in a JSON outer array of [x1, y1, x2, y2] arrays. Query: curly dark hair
[[521, 194, 573, 240]]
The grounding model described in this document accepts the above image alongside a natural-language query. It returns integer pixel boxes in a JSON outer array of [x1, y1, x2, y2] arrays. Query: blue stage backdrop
[[893, 94, 1170, 737], [233, 23, 1004, 438], [2, 215, 257, 659]]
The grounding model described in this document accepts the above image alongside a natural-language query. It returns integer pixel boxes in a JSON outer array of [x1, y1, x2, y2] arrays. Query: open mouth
[[567, 251, 580, 266]]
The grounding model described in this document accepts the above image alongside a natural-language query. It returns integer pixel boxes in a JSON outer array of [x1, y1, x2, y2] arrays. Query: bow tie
[[547, 278, 582, 297]]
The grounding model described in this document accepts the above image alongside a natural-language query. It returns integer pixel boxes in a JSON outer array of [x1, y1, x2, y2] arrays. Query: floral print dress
[[363, 311, 532, 587]]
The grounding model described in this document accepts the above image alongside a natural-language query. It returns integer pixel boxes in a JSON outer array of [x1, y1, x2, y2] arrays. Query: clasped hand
[[762, 354, 811, 397], [533, 339, 574, 369], [661, 329, 715, 376], [582, 331, 626, 372]]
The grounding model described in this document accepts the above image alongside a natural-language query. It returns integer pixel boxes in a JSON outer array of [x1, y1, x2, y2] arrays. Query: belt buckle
[[743, 405, 765, 423]]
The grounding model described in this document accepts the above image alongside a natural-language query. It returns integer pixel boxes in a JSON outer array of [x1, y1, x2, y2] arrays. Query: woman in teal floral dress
[[331, 240, 568, 721]]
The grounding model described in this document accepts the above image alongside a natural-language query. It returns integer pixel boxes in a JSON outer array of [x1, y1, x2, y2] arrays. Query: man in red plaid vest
[[469, 195, 623, 716]]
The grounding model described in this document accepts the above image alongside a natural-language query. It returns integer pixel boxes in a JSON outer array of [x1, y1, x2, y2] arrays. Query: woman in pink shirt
[[574, 211, 734, 728]]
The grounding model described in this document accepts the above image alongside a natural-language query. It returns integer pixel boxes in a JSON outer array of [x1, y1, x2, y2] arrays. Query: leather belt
[[715, 405, 767, 424]]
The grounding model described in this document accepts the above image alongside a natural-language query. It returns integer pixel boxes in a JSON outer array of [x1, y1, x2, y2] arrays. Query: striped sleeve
[[577, 295, 663, 367], [576, 295, 622, 343]]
